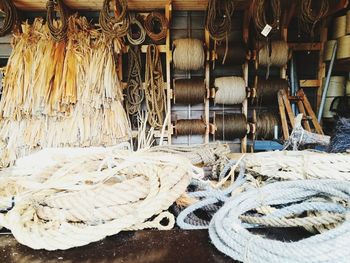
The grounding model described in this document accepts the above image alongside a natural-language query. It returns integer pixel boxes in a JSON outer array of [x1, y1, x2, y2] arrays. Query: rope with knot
[[0, 147, 198, 250]]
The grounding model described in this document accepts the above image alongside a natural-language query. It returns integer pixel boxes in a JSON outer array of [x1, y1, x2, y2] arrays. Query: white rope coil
[[0, 147, 199, 250], [214, 76, 246, 105], [173, 38, 205, 71], [332, 15, 347, 39]]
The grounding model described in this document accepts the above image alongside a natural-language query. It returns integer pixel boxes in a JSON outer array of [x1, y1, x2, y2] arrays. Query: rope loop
[[46, 0, 69, 42]]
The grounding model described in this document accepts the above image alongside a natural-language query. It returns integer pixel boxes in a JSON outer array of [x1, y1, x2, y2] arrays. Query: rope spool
[[175, 119, 207, 136], [336, 35, 350, 60], [144, 12, 168, 43], [332, 15, 347, 39], [174, 78, 206, 105], [255, 78, 288, 104], [46, 0, 69, 41], [346, 80, 350, 96], [215, 43, 247, 66], [214, 76, 246, 105], [173, 39, 205, 71], [0, 0, 19, 37], [127, 14, 146, 45], [324, 40, 337, 61], [256, 111, 279, 140], [322, 76, 345, 118], [347, 10, 350, 35], [99, 0, 129, 38], [214, 114, 247, 141], [258, 41, 289, 67]]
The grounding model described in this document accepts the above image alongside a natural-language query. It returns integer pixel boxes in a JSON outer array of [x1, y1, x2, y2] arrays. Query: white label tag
[[261, 24, 272, 37]]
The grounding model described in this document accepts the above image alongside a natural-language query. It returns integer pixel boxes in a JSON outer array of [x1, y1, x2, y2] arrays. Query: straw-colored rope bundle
[[258, 40, 289, 67], [46, 0, 69, 42], [0, 16, 130, 166], [214, 76, 246, 105], [145, 44, 166, 128], [0, 147, 197, 250], [0, 0, 19, 37], [144, 12, 168, 43], [173, 39, 205, 71]]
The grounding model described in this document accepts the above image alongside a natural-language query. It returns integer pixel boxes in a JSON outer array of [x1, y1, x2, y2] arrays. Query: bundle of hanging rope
[[46, 0, 69, 41], [214, 76, 247, 105], [145, 44, 166, 128], [174, 78, 206, 105], [215, 114, 248, 140], [298, 0, 329, 36], [0, 0, 19, 37], [99, 0, 129, 38], [127, 14, 146, 45], [0, 147, 198, 250], [175, 119, 207, 136], [252, 0, 281, 33], [258, 40, 289, 67], [144, 12, 168, 43], [173, 38, 205, 71]]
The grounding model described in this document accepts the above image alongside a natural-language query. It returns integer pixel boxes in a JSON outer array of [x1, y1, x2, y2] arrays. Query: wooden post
[[165, 1, 172, 144], [204, 29, 210, 144]]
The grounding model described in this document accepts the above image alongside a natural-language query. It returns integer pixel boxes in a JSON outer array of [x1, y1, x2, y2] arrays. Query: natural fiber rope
[[256, 111, 279, 140], [215, 43, 247, 66], [126, 45, 143, 116], [99, 0, 129, 38], [46, 0, 68, 42], [173, 39, 205, 71], [145, 44, 165, 128], [256, 78, 288, 104], [337, 35, 350, 59], [214, 76, 246, 105], [346, 10, 350, 35], [252, 0, 281, 33], [144, 12, 168, 43], [175, 119, 206, 136], [258, 40, 289, 67], [0, 147, 198, 250], [127, 14, 146, 45], [332, 15, 347, 39], [174, 78, 206, 105], [215, 114, 247, 140], [0, 0, 18, 37], [324, 40, 337, 61]]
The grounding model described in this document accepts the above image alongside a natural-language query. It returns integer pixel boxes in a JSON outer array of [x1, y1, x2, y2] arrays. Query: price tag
[[261, 24, 272, 37]]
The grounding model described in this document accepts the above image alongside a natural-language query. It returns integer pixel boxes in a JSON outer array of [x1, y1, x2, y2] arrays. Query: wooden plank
[[281, 89, 295, 129], [0, 43, 11, 57], [296, 101, 311, 132], [299, 79, 321, 88], [165, 1, 172, 144], [278, 90, 289, 140], [288, 43, 322, 51], [204, 28, 210, 144]]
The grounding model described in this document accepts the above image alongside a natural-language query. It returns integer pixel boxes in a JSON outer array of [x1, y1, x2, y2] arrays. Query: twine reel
[[258, 41, 289, 68], [174, 119, 207, 137], [337, 35, 350, 60], [173, 39, 205, 71], [215, 43, 247, 66], [346, 80, 350, 96], [332, 15, 347, 39], [324, 40, 337, 61], [173, 78, 206, 105], [254, 77, 289, 104], [322, 76, 345, 118], [214, 113, 248, 141], [346, 10, 350, 35], [256, 111, 280, 140], [214, 76, 247, 105]]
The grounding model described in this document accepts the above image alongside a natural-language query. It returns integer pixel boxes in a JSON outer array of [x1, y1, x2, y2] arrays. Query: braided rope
[[0, 147, 197, 250]]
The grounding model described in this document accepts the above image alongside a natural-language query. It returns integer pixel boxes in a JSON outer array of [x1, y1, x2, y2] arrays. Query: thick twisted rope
[[144, 12, 168, 43], [0, 147, 198, 250], [209, 180, 350, 263], [46, 0, 68, 42], [0, 0, 19, 37]]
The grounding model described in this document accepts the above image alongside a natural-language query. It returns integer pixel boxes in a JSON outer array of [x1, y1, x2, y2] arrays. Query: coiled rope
[[258, 40, 289, 67], [127, 14, 146, 45], [174, 78, 206, 105], [215, 42, 247, 66], [126, 45, 143, 117], [173, 38, 205, 71], [215, 114, 248, 140], [46, 0, 69, 42], [144, 12, 168, 43], [0, 148, 197, 250], [252, 0, 281, 34], [0, 0, 19, 37], [256, 78, 289, 104], [99, 0, 129, 38], [145, 44, 165, 128], [214, 76, 246, 105], [175, 119, 207, 136], [209, 180, 350, 263], [256, 111, 279, 140]]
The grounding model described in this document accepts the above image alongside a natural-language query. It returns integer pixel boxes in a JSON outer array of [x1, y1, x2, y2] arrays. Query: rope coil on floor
[[173, 39, 205, 71], [144, 12, 168, 43], [46, 0, 69, 41], [0, 0, 19, 37]]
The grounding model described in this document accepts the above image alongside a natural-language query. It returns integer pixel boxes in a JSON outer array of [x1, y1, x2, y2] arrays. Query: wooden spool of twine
[[175, 119, 207, 136], [144, 12, 168, 43], [215, 43, 247, 65], [214, 76, 247, 105], [173, 39, 205, 71], [324, 40, 337, 61], [346, 80, 350, 96], [347, 10, 350, 35], [258, 41, 289, 67], [215, 114, 247, 140], [332, 15, 347, 39], [256, 111, 280, 140], [174, 78, 206, 105], [337, 35, 350, 60], [255, 78, 289, 104]]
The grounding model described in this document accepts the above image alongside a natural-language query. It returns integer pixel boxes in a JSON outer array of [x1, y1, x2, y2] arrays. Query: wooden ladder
[[278, 89, 324, 140]]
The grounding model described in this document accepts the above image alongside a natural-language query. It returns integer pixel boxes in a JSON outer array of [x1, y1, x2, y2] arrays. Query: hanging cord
[[126, 45, 144, 118], [145, 44, 166, 128], [252, 0, 281, 33], [46, 0, 69, 42], [99, 0, 129, 38], [298, 0, 329, 38], [0, 0, 19, 37], [144, 12, 168, 43], [205, 0, 235, 64], [127, 13, 146, 45]]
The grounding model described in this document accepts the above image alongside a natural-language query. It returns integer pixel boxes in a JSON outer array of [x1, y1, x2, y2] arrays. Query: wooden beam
[[299, 79, 321, 88]]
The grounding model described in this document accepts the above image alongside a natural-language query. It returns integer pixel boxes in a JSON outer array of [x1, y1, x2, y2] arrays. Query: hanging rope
[[173, 39, 205, 71], [174, 78, 206, 105], [215, 114, 247, 141], [214, 76, 247, 105], [127, 14, 146, 45], [144, 12, 168, 43], [46, 0, 69, 41], [0, 0, 19, 37], [252, 0, 281, 33], [145, 44, 166, 128], [99, 0, 129, 38], [126, 45, 143, 117]]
